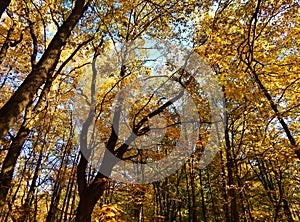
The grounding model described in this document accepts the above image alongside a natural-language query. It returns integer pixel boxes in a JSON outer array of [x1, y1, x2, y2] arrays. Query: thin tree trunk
[[240, 0, 300, 159], [0, 25, 23, 65], [183, 164, 192, 222], [47, 135, 71, 222], [252, 69, 300, 158], [225, 123, 239, 222], [189, 160, 197, 222], [199, 170, 207, 222], [19, 143, 44, 222], [220, 149, 230, 222], [69, 183, 77, 221], [62, 154, 78, 221], [207, 171, 219, 221]]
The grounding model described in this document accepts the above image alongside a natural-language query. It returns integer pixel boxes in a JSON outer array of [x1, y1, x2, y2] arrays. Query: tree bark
[[225, 121, 239, 222], [19, 143, 44, 222], [0, 0, 88, 138], [0, 125, 29, 205], [199, 170, 207, 222], [46, 143, 69, 222], [283, 199, 294, 222], [75, 173, 108, 222]]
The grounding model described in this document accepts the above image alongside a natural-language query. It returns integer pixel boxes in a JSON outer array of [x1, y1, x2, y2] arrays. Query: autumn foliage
[[0, 0, 299, 221]]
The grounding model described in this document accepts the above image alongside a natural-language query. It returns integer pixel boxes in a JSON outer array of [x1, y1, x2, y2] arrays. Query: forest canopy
[[0, 0, 299, 221]]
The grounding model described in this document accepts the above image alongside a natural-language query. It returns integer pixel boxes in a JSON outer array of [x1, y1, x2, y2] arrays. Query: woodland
[[0, 0, 300, 221]]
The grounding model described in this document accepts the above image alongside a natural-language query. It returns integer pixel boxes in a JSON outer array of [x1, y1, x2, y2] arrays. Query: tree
[[1, 0, 300, 221], [0, 0, 89, 138]]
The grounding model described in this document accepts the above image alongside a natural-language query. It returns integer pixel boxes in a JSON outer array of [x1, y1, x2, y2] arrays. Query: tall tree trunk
[[225, 122, 239, 222], [240, 0, 300, 159], [74, 47, 184, 221], [0, 0, 88, 138], [183, 164, 192, 222], [75, 172, 108, 222], [207, 171, 219, 221], [46, 135, 72, 222], [251, 68, 300, 159], [19, 143, 44, 222], [61, 154, 78, 221], [0, 125, 29, 205], [220, 149, 230, 222], [282, 199, 294, 222], [199, 170, 207, 222], [189, 160, 197, 222], [0, 12, 90, 208]]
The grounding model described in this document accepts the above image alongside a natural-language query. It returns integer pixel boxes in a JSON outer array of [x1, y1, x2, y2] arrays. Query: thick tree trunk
[[0, 0, 88, 138], [0, 125, 29, 204], [75, 50, 112, 222], [76, 148, 117, 221], [283, 199, 294, 222], [75, 179, 107, 222]]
